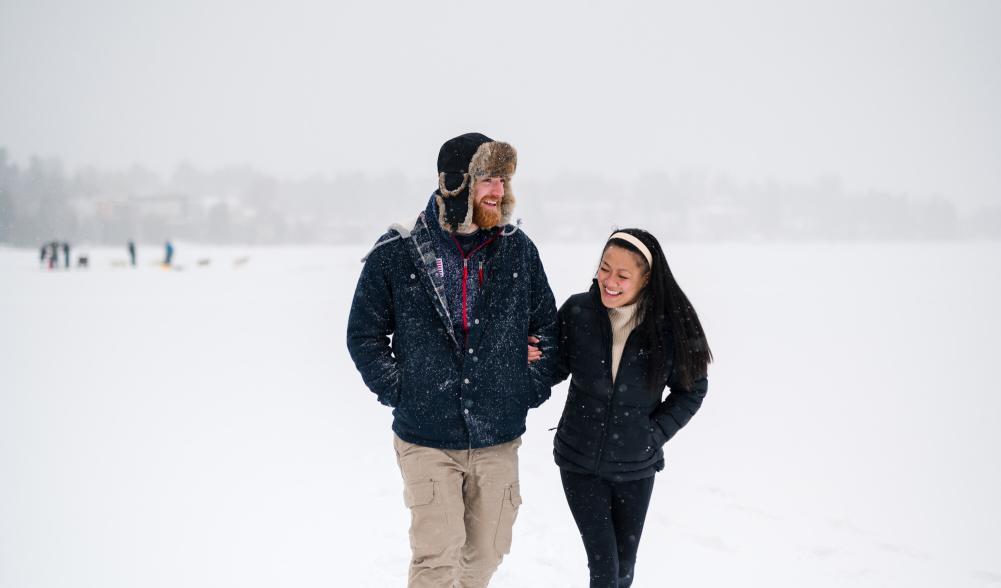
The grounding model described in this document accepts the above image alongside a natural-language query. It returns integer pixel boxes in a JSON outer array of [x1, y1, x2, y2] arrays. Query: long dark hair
[[604, 228, 712, 391]]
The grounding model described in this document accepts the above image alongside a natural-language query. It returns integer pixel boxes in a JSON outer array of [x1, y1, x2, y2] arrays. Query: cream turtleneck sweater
[[608, 302, 639, 384]]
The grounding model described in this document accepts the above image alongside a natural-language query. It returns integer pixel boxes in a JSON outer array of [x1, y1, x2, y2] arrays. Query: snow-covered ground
[[2, 241, 1000, 587]]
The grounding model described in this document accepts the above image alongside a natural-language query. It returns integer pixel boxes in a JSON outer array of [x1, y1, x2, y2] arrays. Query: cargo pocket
[[403, 479, 436, 508], [493, 482, 522, 555], [403, 480, 439, 552]]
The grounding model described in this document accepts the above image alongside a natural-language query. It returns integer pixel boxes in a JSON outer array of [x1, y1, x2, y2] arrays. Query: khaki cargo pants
[[393, 434, 523, 588]]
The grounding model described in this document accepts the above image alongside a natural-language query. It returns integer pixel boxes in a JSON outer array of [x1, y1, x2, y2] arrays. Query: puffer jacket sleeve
[[525, 241, 559, 408], [650, 368, 708, 447], [346, 238, 402, 408], [550, 298, 573, 386]]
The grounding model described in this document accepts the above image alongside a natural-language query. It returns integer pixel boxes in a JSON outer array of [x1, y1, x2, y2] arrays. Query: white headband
[[608, 232, 653, 268]]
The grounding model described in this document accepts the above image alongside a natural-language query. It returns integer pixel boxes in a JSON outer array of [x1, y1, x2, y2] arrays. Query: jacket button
[[464, 378, 470, 384], [468, 348, 474, 354], [513, 272, 518, 278], [463, 408, 470, 415], [410, 273, 415, 279], [474, 319, 480, 325]]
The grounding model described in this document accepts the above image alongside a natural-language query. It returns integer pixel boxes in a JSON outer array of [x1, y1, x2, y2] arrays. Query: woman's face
[[597, 244, 649, 308]]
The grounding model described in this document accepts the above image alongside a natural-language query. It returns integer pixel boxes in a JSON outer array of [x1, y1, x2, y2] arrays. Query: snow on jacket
[[552, 282, 709, 481], [347, 195, 559, 450]]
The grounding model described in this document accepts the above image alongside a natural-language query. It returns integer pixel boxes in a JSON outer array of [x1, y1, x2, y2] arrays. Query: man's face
[[472, 177, 505, 229]]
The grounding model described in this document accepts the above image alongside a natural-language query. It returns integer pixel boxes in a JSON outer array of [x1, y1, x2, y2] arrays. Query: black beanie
[[435, 132, 518, 233]]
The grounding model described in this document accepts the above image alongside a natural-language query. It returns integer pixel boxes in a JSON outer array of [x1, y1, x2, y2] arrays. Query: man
[[347, 132, 558, 587]]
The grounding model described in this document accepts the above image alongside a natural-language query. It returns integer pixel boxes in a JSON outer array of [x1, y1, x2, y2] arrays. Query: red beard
[[472, 199, 502, 229]]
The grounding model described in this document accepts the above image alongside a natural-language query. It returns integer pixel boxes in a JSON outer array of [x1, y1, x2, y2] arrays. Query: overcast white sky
[[1, 0, 999, 207]]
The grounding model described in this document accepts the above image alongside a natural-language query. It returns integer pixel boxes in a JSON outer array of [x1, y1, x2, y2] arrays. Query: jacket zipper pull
[[478, 261, 484, 286]]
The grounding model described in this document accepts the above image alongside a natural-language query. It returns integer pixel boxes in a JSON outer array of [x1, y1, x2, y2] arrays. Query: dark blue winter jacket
[[347, 196, 559, 450]]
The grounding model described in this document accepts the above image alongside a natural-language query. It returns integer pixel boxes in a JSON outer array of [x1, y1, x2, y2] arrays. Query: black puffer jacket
[[553, 283, 708, 481]]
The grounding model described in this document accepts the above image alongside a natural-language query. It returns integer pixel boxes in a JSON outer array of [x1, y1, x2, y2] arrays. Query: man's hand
[[528, 335, 542, 363]]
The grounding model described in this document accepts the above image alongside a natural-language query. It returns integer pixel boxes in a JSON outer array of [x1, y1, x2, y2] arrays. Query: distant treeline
[[1, 147, 998, 246]]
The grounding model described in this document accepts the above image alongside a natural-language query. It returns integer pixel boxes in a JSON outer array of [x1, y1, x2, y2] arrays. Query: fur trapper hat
[[436, 132, 517, 233]]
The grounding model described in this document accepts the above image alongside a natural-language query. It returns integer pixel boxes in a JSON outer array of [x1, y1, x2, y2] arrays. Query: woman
[[549, 228, 712, 587]]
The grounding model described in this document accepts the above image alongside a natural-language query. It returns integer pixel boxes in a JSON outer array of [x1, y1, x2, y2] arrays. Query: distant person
[[48, 241, 59, 270], [39, 243, 47, 268], [548, 228, 712, 588], [62, 242, 70, 269], [128, 240, 136, 267], [164, 240, 174, 267]]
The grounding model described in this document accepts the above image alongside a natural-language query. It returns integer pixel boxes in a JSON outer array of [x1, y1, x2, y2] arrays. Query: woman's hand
[[528, 335, 542, 363]]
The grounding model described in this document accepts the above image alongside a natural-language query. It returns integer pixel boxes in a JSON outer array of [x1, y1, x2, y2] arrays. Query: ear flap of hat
[[436, 172, 475, 233], [438, 171, 469, 197]]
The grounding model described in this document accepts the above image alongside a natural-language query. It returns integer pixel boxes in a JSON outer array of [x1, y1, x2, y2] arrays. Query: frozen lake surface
[[2, 241, 1000, 587]]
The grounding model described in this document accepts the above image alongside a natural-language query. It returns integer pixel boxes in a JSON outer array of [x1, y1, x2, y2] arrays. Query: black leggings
[[560, 469, 655, 588]]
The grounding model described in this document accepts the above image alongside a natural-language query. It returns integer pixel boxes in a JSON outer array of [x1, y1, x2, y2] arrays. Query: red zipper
[[450, 235, 496, 341], [461, 258, 469, 339]]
